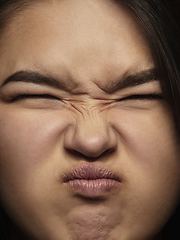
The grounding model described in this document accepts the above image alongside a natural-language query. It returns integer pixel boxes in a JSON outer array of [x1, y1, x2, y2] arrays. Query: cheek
[[111, 107, 180, 211], [110, 106, 180, 192], [0, 108, 71, 196], [108, 107, 180, 237], [0, 108, 70, 155], [111, 106, 179, 163]]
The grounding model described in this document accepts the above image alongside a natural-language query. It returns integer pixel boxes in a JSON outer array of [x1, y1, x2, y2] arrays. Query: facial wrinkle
[[67, 206, 119, 240]]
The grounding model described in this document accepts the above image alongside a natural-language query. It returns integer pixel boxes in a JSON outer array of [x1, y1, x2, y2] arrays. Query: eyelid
[[0, 81, 65, 101], [118, 93, 164, 101], [11, 93, 60, 101], [0, 85, 63, 102]]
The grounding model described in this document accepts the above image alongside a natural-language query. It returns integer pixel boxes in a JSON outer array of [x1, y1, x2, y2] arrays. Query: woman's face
[[0, 0, 179, 240]]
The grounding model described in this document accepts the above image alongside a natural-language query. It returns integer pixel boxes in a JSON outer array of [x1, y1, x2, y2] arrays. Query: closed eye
[[119, 93, 164, 101], [11, 94, 60, 101]]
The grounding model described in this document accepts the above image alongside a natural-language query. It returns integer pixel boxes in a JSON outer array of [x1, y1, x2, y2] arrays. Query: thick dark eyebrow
[[1, 71, 78, 92], [103, 68, 158, 93], [1, 68, 158, 93]]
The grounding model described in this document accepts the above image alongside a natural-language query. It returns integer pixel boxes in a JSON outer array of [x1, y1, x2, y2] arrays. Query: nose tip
[[64, 121, 117, 158]]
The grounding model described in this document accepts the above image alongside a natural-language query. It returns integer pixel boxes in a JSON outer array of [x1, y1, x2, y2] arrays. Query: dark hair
[[0, 0, 180, 239], [116, 2, 180, 238], [118, 0, 180, 135]]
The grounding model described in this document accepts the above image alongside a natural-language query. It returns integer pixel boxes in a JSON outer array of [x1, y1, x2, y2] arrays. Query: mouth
[[63, 163, 121, 198]]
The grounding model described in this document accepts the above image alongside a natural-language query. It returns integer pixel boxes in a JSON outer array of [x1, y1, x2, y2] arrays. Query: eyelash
[[10, 93, 163, 102], [11, 94, 60, 101], [119, 93, 163, 101]]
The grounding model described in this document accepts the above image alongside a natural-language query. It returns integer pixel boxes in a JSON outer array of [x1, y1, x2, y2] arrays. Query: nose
[[64, 114, 117, 158]]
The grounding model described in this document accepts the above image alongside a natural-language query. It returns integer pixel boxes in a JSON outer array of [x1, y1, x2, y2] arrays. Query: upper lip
[[62, 163, 121, 183]]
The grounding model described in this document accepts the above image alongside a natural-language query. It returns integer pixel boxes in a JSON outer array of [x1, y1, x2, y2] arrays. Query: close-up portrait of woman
[[0, 0, 180, 240]]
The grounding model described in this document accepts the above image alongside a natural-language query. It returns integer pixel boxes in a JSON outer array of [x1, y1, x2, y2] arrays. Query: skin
[[0, 0, 180, 239]]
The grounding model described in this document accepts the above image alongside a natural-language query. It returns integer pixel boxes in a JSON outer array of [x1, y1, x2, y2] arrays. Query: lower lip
[[64, 179, 121, 198]]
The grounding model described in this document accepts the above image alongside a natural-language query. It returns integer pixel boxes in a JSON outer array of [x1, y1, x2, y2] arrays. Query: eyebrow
[[1, 68, 158, 93], [103, 68, 158, 93], [1, 71, 77, 92]]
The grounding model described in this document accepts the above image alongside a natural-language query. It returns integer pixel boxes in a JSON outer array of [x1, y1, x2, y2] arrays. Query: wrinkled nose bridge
[[64, 110, 117, 158]]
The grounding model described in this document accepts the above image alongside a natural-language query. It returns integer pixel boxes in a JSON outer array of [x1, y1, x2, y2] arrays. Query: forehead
[[0, 0, 154, 90]]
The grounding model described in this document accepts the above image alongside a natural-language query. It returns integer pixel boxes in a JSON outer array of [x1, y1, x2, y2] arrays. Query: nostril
[[63, 120, 118, 159], [66, 147, 116, 160], [67, 149, 84, 158]]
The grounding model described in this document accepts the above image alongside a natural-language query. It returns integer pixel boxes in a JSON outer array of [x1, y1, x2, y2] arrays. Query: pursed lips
[[62, 163, 121, 198]]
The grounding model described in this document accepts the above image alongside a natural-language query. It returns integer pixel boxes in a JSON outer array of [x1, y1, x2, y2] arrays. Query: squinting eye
[[120, 93, 164, 101], [11, 94, 60, 101]]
